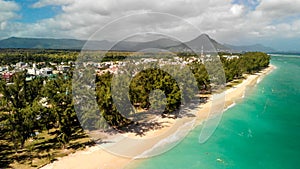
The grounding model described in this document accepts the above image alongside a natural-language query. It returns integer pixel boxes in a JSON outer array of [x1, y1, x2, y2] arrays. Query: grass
[[0, 128, 93, 169]]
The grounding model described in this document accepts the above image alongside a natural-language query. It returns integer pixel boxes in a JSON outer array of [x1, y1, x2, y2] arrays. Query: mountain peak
[[183, 33, 231, 52], [200, 33, 210, 37], [194, 34, 211, 40]]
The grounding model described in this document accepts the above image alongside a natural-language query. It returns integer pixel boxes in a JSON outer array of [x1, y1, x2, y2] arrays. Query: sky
[[0, 0, 300, 51]]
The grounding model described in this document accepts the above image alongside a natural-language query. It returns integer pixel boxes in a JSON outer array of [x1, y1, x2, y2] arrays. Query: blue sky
[[232, 0, 260, 10], [13, 0, 60, 23], [0, 0, 300, 51]]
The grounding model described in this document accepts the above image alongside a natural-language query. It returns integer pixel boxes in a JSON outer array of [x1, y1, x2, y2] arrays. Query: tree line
[[220, 52, 270, 82], [75, 52, 270, 130], [0, 71, 80, 151]]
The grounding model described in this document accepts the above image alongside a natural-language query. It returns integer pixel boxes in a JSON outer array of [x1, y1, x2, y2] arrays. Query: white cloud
[[0, 21, 7, 30], [31, 0, 74, 8], [253, 0, 300, 20], [230, 4, 245, 16], [0, 0, 19, 22], [0, 0, 20, 37], [25, 0, 209, 40], [1, 0, 300, 50]]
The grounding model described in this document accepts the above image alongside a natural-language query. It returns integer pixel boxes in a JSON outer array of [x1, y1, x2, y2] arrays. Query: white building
[[222, 55, 240, 60], [16, 62, 26, 68], [27, 67, 40, 76], [0, 66, 8, 72], [40, 68, 53, 76], [57, 65, 70, 72]]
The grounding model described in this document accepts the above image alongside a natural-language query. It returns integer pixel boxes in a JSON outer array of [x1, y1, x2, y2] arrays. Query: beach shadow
[[0, 127, 15, 168], [119, 120, 169, 137], [92, 96, 209, 138]]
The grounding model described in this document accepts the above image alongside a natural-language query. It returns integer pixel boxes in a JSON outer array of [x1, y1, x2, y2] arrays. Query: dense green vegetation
[[220, 52, 270, 82], [0, 72, 92, 168], [0, 49, 79, 65], [0, 49, 143, 65], [0, 49, 270, 168]]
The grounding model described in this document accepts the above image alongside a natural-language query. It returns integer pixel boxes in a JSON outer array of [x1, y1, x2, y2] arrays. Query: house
[[27, 67, 39, 76], [16, 62, 26, 68], [222, 55, 240, 60], [49, 62, 58, 66], [0, 66, 8, 72], [39, 68, 53, 77], [2, 72, 14, 82], [57, 65, 70, 72]]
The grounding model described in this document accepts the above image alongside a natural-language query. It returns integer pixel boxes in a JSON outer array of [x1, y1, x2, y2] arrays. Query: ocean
[[126, 54, 300, 169]]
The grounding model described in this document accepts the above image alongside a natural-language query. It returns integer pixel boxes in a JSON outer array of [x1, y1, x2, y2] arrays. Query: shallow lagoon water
[[127, 54, 300, 169]]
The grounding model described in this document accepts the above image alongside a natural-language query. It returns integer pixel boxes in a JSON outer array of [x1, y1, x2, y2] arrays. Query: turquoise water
[[128, 54, 300, 169]]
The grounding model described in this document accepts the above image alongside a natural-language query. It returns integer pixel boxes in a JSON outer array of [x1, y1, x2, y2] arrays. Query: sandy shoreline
[[41, 65, 276, 169]]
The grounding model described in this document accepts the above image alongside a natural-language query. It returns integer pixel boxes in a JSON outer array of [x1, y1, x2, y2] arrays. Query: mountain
[[0, 37, 180, 51], [0, 37, 120, 50], [135, 38, 181, 51], [0, 35, 276, 53], [224, 43, 276, 53], [168, 34, 231, 53], [110, 38, 181, 52], [0, 37, 85, 49], [187, 34, 232, 52]]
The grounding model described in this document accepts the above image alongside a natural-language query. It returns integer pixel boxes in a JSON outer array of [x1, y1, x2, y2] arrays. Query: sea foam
[[134, 119, 195, 159]]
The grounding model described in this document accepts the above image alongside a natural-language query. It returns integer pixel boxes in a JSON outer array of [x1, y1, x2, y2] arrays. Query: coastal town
[[0, 53, 241, 83]]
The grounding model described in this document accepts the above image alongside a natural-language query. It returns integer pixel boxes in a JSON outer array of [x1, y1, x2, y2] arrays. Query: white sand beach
[[41, 65, 275, 169]]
